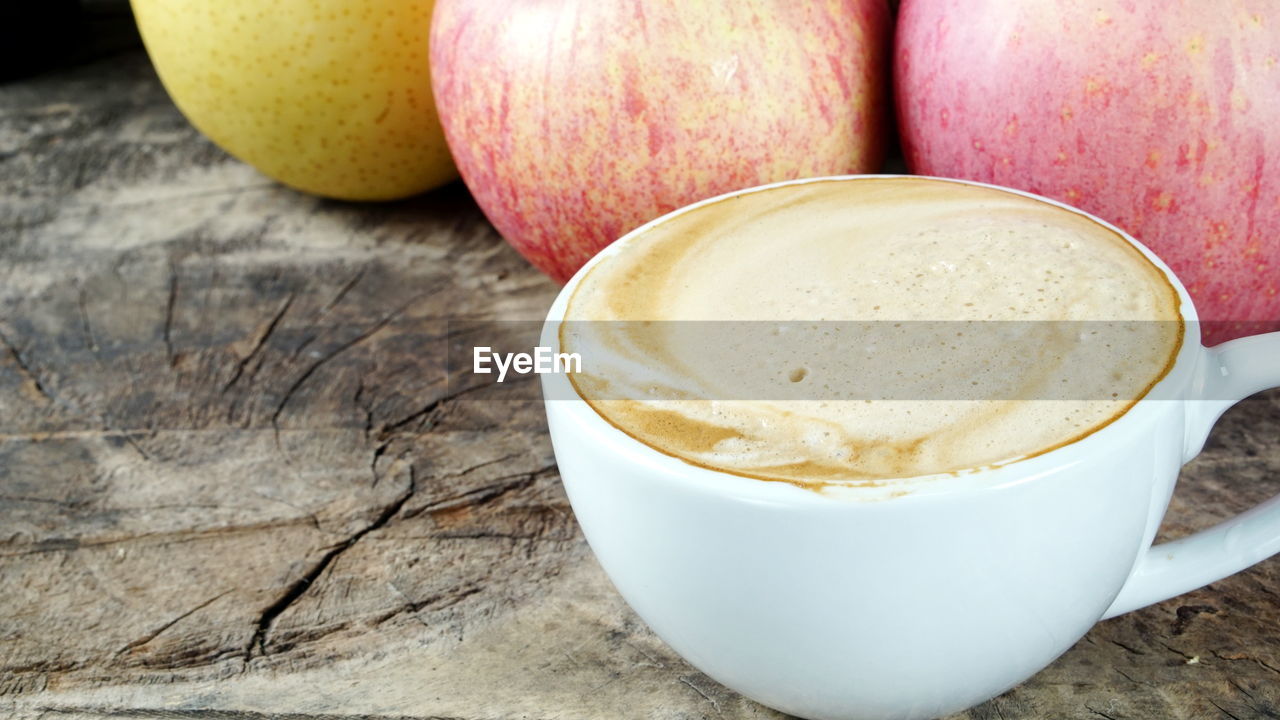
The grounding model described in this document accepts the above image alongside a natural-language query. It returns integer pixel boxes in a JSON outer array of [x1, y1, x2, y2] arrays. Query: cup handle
[[1102, 331, 1280, 620]]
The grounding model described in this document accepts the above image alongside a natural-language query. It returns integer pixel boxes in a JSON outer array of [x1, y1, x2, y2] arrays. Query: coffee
[[560, 178, 1182, 487]]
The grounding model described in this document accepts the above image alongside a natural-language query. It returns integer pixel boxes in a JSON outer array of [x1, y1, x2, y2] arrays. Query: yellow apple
[[131, 0, 457, 200]]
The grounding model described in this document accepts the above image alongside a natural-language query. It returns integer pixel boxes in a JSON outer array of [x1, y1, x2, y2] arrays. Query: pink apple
[[896, 0, 1279, 344], [431, 0, 891, 283]]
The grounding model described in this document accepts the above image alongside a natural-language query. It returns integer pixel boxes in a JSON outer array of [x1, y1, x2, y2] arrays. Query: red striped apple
[[896, 0, 1279, 344], [431, 0, 891, 283]]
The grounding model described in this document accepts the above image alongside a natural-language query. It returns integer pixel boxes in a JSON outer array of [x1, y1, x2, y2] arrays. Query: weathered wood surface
[[2, 51, 1278, 720]]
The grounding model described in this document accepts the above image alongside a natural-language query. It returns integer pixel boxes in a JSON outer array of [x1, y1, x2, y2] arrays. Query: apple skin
[[431, 0, 891, 283], [896, 0, 1280, 344], [132, 0, 457, 201]]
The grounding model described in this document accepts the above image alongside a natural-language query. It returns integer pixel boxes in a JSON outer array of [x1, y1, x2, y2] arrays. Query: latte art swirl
[[562, 178, 1182, 487]]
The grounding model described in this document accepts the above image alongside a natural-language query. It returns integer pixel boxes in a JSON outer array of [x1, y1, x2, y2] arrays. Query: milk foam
[[561, 178, 1182, 486]]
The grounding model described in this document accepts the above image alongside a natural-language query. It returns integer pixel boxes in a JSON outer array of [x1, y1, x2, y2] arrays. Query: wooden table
[[2, 51, 1278, 720]]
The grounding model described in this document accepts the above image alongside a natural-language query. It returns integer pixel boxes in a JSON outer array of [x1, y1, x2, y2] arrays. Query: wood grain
[[1, 51, 1277, 720]]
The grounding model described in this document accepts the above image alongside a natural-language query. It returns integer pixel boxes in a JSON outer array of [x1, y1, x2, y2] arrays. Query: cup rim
[[541, 174, 1202, 503]]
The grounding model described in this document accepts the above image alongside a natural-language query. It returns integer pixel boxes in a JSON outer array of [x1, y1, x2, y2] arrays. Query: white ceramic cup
[[539, 176, 1280, 720]]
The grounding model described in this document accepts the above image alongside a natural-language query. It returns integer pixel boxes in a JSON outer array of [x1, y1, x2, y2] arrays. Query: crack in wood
[[429, 453, 525, 483], [270, 297, 420, 434], [0, 514, 323, 558], [244, 467, 417, 660], [221, 292, 296, 395], [377, 383, 486, 438], [76, 284, 100, 353], [1109, 638, 1146, 656], [429, 530, 573, 543], [369, 442, 390, 488], [290, 267, 368, 360], [163, 262, 179, 366], [1209, 698, 1245, 720], [1, 659, 84, 677], [371, 586, 482, 628], [402, 465, 557, 521], [1211, 649, 1280, 676], [1229, 678, 1256, 701], [1113, 668, 1150, 687], [353, 377, 374, 440], [677, 676, 722, 716], [377, 374, 535, 439], [115, 591, 232, 656], [0, 326, 53, 403], [322, 268, 367, 315], [1157, 640, 1201, 663], [1084, 705, 1120, 720], [120, 433, 151, 462], [0, 495, 76, 507]]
